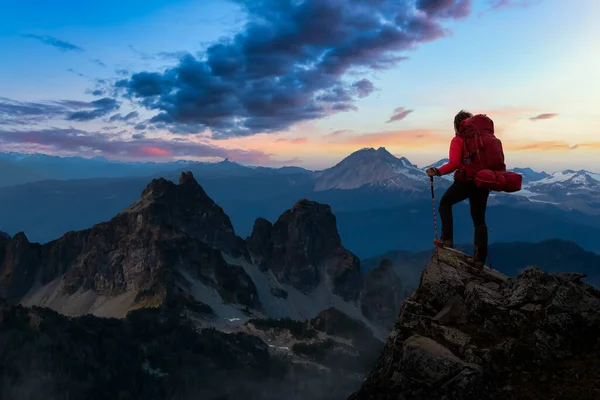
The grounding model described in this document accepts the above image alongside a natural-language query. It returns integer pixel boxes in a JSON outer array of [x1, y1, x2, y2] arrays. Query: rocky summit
[[247, 199, 362, 301], [349, 247, 600, 400]]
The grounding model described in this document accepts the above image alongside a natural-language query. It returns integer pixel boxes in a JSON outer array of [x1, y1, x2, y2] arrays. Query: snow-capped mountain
[[513, 169, 600, 213], [313, 147, 431, 191], [509, 167, 550, 184], [527, 170, 600, 192], [423, 158, 449, 170]]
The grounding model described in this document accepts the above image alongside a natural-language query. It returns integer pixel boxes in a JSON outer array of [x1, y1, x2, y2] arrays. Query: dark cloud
[[386, 106, 414, 123], [21, 34, 85, 52], [353, 79, 375, 98], [67, 98, 120, 121], [131, 133, 145, 140], [0, 97, 91, 125], [416, 0, 471, 18], [0, 127, 273, 163], [529, 113, 558, 121], [109, 111, 139, 122], [115, 0, 472, 138], [116, 69, 130, 76], [134, 123, 147, 130], [91, 89, 105, 96]]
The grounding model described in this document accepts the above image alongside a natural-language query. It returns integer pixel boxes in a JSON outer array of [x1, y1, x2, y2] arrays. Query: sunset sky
[[1, 0, 599, 172]]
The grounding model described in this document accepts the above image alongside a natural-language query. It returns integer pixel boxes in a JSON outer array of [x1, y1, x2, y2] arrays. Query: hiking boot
[[434, 238, 453, 248], [468, 247, 486, 271]]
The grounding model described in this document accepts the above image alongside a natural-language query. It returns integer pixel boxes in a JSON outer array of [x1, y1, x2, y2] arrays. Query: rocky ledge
[[349, 247, 600, 400]]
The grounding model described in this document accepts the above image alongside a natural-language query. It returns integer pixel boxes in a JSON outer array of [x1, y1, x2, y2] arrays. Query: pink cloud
[[275, 137, 309, 144], [386, 107, 414, 123]]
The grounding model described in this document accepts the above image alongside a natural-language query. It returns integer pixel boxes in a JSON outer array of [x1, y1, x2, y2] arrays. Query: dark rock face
[[359, 259, 404, 330], [163, 236, 260, 309], [349, 248, 600, 400], [248, 199, 362, 301], [125, 171, 247, 258], [246, 217, 273, 270]]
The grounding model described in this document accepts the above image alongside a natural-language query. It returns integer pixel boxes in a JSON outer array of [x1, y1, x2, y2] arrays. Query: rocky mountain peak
[[350, 247, 600, 399], [123, 171, 245, 257], [246, 199, 361, 301]]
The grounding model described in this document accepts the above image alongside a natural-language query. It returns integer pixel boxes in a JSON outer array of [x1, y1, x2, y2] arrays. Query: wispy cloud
[[91, 59, 106, 67], [386, 107, 414, 123], [21, 34, 84, 52], [275, 137, 309, 144], [109, 111, 139, 122], [529, 113, 558, 121], [487, 0, 541, 10], [0, 127, 274, 164], [325, 129, 354, 138], [67, 98, 120, 122], [0, 97, 91, 125]]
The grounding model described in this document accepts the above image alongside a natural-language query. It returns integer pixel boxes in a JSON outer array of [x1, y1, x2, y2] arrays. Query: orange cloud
[[275, 137, 309, 144], [529, 113, 558, 121], [505, 140, 600, 152], [471, 107, 540, 120], [334, 129, 447, 148]]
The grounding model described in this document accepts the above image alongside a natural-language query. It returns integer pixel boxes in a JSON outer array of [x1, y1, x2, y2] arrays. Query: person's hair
[[454, 109, 473, 132]]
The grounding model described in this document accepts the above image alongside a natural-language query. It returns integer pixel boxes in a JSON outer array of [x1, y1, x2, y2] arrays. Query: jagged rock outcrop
[[247, 199, 362, 301], [359, 259, 404, 330], [122, 171, 247, 258], [349, 247, 600, 400], [0, 172, 259, 317]]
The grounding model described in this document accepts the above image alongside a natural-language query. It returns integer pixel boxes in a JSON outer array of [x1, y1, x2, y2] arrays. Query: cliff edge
[[349, 247, 600, 399]]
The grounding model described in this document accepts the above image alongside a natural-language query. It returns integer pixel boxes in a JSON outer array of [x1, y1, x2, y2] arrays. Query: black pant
[[439, 180, 490, 261]]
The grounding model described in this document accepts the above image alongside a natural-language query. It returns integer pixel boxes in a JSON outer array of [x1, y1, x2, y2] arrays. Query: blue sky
[[1, 0, 599, 172]]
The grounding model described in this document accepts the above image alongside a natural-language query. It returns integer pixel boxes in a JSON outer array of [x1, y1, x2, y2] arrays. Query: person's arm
[[436, 136, 463, 175]]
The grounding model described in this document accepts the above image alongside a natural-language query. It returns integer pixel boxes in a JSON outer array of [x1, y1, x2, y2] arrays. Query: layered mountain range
[[0, 171, 410, 398], [1, 170, 598, 399], [0, 172, 398, 329], [1, 148, 599, 259]]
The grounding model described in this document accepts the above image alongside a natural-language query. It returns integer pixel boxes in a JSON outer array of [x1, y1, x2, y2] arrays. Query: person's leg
[[469, 185, 490, 264], [438, 181, 470, 247]]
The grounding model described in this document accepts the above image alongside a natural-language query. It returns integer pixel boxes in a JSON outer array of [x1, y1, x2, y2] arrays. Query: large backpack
[[456, 114, 522, 192]]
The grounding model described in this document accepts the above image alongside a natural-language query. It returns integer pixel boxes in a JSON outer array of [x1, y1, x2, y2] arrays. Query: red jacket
[[437, 136, 464, 176]]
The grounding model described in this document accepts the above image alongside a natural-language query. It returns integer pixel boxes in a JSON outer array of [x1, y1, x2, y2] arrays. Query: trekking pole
[[430, 176, 439, 264]]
